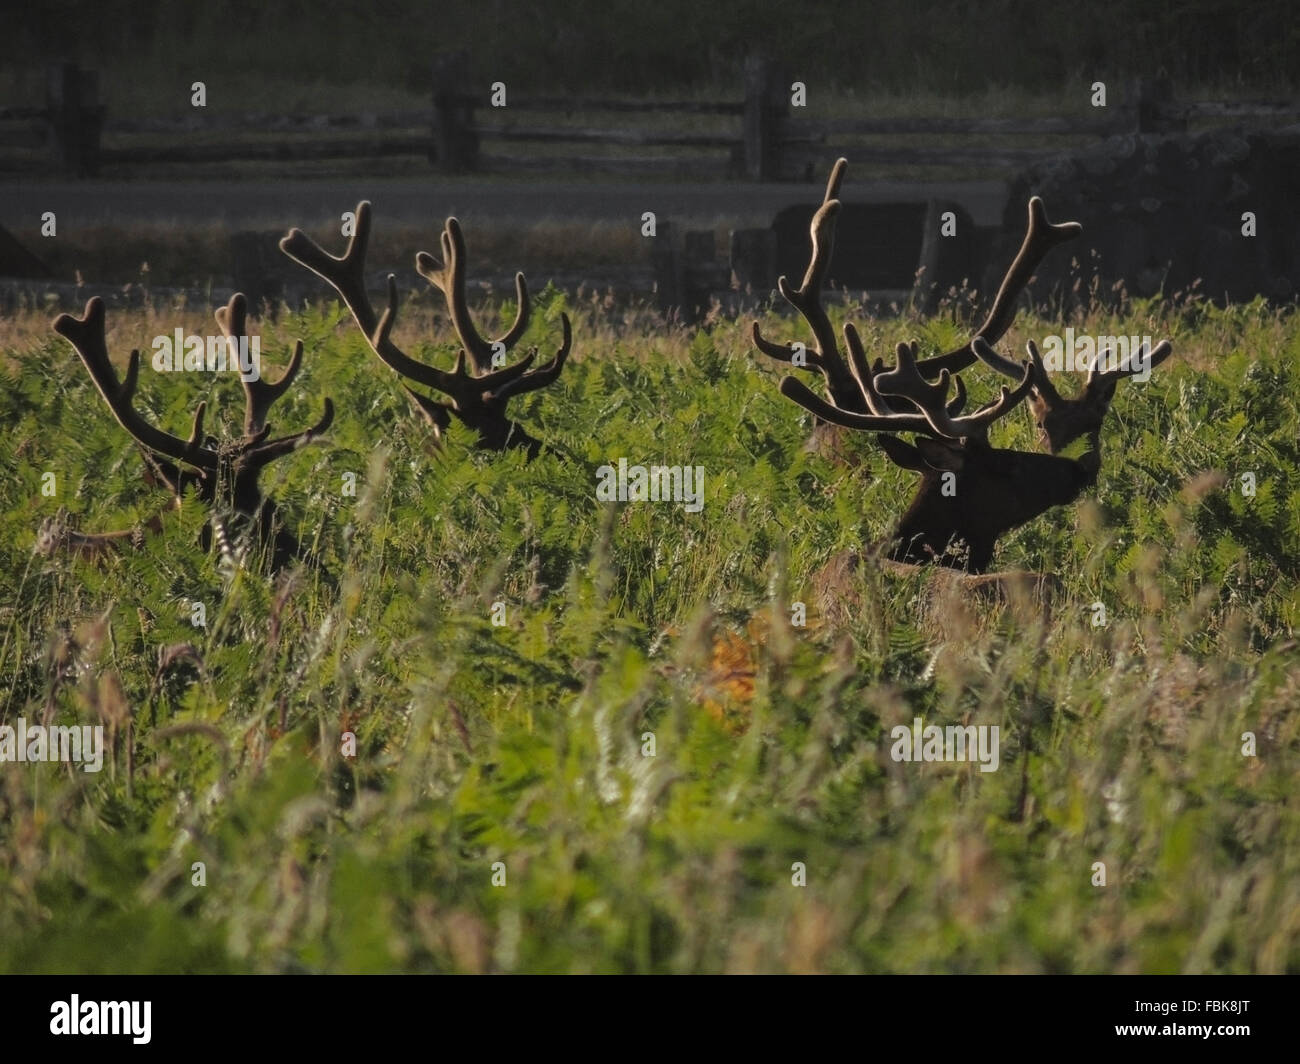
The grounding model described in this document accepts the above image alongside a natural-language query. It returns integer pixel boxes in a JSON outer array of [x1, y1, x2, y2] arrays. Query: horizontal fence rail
[[0, 60, 1297, 180]]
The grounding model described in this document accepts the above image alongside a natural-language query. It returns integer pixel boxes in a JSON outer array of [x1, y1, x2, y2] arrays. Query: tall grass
[[0, 287, 1296, 972]]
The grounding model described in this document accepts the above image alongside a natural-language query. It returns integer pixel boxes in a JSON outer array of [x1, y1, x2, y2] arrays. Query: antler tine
[[946, 373, 968, 416], [279, 201, 370, 312], [752, 158, 863, 410], [415, 217, 531, 374], [1086, 338, 1174, 385], [215, 292, 304, 436], [778, 199, 860, 401], [489, 313, 573, 403], [750, 321, 828, 371], [918, 196, 1082, 377], [53, 297, 217, 468], [875, 341, 952, 411], [823, 156, 847, 203], [842, 323, 933, 428], [886, 358, 1035, 440], [215, 289, 248, 340], [752, 202, 855, 401], [243, 398, 335, 469], [873, 340, 1036, 440], [1024, 339, 1062, 404], [969, 335, 1028, 380], [843, 323, 890, 415], [280, 202, 460, 394], [938, 362, 1035, 437], [450, 334, 539, 393], [209, 289, 332, 469], [777, 375, 938, 434]]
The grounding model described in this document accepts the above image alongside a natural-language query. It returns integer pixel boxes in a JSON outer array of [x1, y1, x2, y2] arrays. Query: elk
[[280, 202, 571, 457], [753, 158, 1172, 574], [40, 294, 334, 572]]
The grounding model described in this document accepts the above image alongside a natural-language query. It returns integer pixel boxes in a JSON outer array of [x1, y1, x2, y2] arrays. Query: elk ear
[[913, 437, 966, 472], [1086, 375, 1119, 408], [876, 434, 928, 471]]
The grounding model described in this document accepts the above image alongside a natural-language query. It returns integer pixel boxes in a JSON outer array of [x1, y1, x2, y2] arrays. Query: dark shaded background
[[16, 0, 1298, 97]]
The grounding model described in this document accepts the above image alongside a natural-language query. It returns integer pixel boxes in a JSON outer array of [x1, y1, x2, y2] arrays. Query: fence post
[[652, 221, 682, 317], [431, 51, 479, 172], [743, 53, 784, 181], [47, 63, 102, 177]]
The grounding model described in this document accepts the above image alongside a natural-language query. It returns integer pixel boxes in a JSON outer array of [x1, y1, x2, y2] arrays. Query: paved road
[[2, 176, 1009, 232]]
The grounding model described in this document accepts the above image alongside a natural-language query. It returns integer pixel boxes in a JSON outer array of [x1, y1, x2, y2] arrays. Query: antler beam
[[50, 296, 332, 572], [752, 158, 1172, 573], [281, 201, 571, 454], [53, 298, 216, 469]]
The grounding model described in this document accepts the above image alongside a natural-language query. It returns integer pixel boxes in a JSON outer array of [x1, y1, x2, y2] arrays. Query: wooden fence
[[1, 58, 1297, 179], [0, 64, 104, 176]]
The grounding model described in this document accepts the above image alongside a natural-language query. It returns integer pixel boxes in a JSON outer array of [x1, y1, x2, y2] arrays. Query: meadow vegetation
[[0, 283, 1296, 972]]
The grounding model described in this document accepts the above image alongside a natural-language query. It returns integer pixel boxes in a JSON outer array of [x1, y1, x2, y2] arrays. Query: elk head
[[754, 158, 1173, 574], [1021, 336, 1173, 454], [280, 202, 571, 457], [45, 295, 333, 572]]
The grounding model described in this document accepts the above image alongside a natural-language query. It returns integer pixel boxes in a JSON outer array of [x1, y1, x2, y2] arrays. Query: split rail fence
[[5, 58, 1294, 181]]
